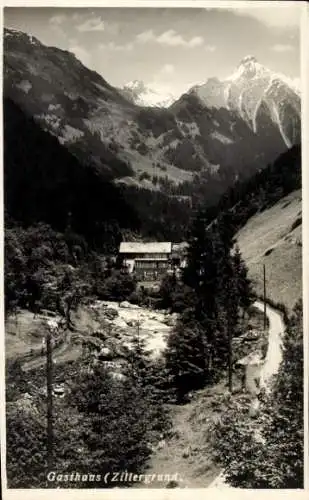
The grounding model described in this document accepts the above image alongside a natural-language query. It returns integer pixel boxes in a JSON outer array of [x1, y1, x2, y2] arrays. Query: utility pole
[[137, 321, 140, 348], [228, 315, 233, 393], [46, 329, 53, 471], [263, 264, 267, 330]]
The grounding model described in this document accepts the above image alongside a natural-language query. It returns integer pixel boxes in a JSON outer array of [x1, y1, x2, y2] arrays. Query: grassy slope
[[236, 189, 302, 311]]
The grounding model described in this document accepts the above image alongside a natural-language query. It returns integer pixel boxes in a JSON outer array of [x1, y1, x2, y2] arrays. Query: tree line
[[160, 209, 253, 401]]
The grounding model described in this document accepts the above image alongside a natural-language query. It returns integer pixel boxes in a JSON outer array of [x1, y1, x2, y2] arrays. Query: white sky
[[4, 5, 301, 97]]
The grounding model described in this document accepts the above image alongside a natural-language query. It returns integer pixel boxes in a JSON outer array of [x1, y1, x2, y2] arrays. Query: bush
[[96, 269, 136, 302], [165, 320, 214, 402], [6, 353, 171, 488]]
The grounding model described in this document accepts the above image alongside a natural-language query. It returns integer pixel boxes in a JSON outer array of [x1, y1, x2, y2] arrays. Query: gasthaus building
[[119, 242, 172, 281], [119, 241, 188, 283]]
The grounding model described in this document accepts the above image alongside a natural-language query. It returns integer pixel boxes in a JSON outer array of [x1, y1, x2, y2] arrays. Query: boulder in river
[[119, 301, 131, 308], [104, 308, 119, 320]]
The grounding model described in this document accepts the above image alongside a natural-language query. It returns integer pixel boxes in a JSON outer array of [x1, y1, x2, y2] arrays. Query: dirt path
[[22, 330, 75, 371], [208, 300, 285, 488], [135, 389, 224, 489], [253, 301, 284, 387]]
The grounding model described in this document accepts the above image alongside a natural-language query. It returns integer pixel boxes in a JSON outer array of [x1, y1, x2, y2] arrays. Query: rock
[[128, 303, 141, 309], [93, 330, 107, 341], [143, 319, 170, 331], [182, 448, 190, 459], [126, 319, 139, 327], [120, 301, 131, 309], [156, 439, 166, 450], [163, 317, 174, 326], [46, 318, 59, 330], [98, 347, 113, 360], [113, 317, 129, 329], [110, 372, 126, 381], [90, 300, 103, 309], [104, 308, 118, 320]]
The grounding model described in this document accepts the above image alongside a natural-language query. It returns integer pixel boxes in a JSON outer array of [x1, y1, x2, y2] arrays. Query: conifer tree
[[165, 208, 253, 396], [165, 320, 212, 402], [232, 245, 254, 311]]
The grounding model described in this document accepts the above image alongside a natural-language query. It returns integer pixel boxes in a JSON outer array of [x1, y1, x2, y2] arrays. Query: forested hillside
[[4, 98, 138, 251], [4, 98, 192, 246], [201, 144, 301, 232]]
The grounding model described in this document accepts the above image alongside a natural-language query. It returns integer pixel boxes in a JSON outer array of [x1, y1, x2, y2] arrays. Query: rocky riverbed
[[82, 300, 177, 358]]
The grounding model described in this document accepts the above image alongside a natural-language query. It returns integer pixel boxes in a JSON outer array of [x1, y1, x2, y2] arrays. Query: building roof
[[119, 242, 172, 254]]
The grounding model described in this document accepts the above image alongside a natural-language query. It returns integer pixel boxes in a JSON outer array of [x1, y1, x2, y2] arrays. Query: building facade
[[119, 242, 172, 282], [119, 241, 188, 283]]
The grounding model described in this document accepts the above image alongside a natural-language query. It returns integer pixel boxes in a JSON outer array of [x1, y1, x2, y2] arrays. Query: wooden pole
[[228, 318, 233, 393], [46, 330, 53, 470], [263, 264, 267, 330], [137, 321, 140, 348]]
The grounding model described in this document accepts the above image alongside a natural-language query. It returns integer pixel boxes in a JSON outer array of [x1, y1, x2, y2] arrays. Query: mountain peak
[[227, 55, 267, 82], [5, 27, 40, 46], [239, 55, 258, 66], [124, 80, 146, 91], [121, 80, 176, 107]]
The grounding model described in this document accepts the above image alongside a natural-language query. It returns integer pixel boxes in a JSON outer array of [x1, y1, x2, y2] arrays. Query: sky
[[4, 4, 302, 99]]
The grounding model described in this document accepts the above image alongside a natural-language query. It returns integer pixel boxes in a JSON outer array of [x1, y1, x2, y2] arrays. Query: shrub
[[96, 269, 136, 302]]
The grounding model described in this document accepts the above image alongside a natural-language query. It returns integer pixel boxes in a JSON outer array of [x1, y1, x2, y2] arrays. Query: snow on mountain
[[190, 56, 301, 147], [4, 27, 299, 200], [121, 80, 177, 108]]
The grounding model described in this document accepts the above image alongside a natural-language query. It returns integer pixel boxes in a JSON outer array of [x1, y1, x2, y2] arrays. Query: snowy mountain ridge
[[189, 55, 300, 147], [121, 80, 177, 108]]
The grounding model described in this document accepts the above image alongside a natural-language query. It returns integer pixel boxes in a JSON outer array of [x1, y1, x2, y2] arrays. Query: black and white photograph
[[0, 1, 306, 494]]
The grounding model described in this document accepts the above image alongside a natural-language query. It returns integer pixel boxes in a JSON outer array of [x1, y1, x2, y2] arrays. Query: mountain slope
[[187, 55, 301, 148], [4, 28, 299, 203], [3, 97, 139, 250], [3, 28, 192, 186], [236, 189, 302, 311], [200, 143, 302, 311], [4, 97, 193, 243]]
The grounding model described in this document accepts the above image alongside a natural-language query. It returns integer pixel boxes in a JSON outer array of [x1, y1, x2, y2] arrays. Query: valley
[[3, 10, 303, 491], [6, 296, 273, 489]]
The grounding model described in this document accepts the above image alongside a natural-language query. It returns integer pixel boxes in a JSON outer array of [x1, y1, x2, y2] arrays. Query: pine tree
[[165, 209, 253, 397], [165, 320, 211, 402], [232, 245, 254, 312], [183, 212, 218, 324]]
